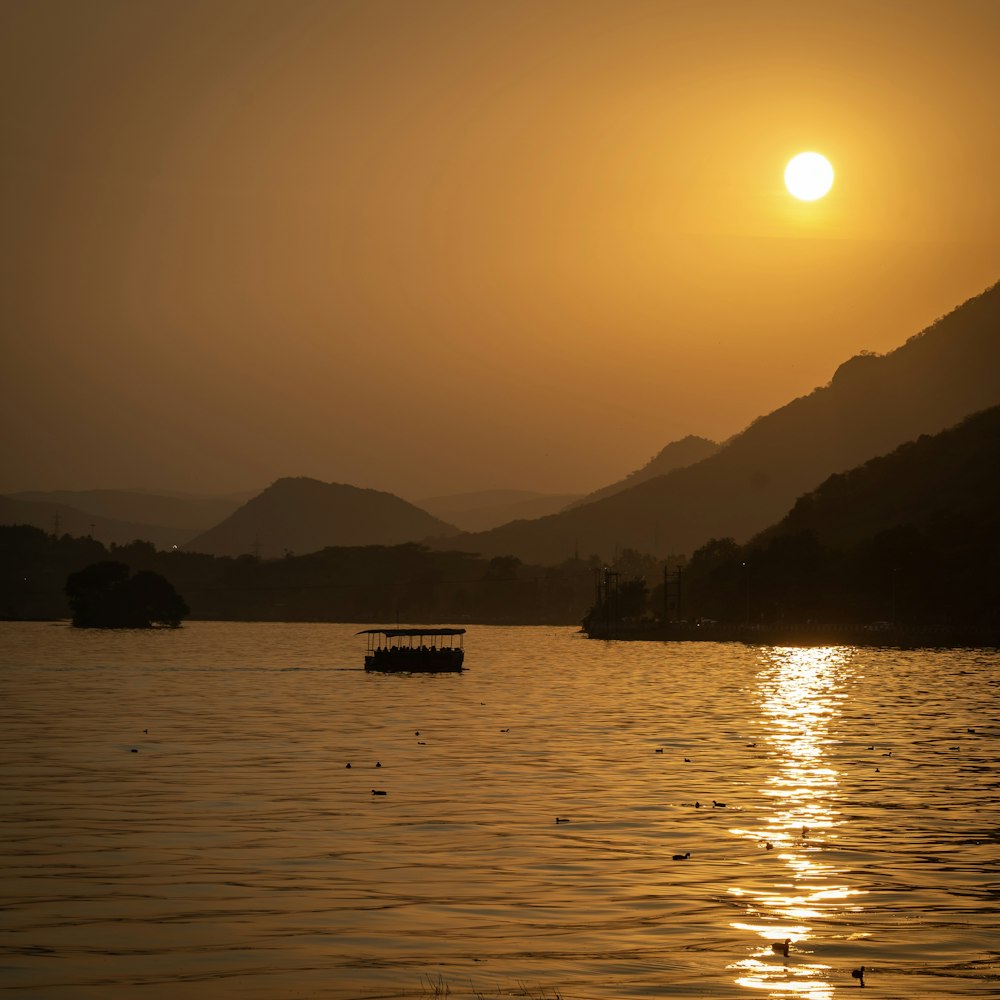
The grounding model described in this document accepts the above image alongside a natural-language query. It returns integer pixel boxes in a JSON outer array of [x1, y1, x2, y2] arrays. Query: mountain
[[185, 476, 459, 558], [415, 489, 583, 532], [754, 404, 1000, 551], [664, 404, 1000, 634], [7, 489, 247, 531], [0, 495, 199, 549], [565, 435, 720, 508], [435, 280, 1000, 564]]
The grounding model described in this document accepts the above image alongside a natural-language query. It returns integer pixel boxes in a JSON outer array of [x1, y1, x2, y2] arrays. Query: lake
[[1, 621, 998, 999]]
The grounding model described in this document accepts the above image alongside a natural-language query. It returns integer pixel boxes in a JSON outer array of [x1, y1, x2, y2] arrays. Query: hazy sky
[[3, 0, 999, 501]]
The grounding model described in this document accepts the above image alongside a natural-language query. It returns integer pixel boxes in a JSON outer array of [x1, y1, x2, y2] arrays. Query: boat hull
[[364, 649, 464, 673]]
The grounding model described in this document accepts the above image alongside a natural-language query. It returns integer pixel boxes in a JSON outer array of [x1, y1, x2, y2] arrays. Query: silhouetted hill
[[416, 489, 583, 532], [186, 477, 459, 558], [652, 404, 1000, 636], [0, 495, 200, 549], [565, 435, 720, 508], [754, 404, 1000, 551], [8, 489, 246, 530], [437, 280, 1000, 564]]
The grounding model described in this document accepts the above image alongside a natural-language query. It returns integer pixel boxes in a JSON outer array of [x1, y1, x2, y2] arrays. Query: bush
[[65, 561, 189, 628]]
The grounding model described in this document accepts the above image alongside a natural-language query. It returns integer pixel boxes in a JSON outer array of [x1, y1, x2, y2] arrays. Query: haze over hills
[[5, 282, 997, 568], [8, 489, 248, 531], [6, 406, 998, 629], [565, 435, 720, 509], [0, 495, 204, 550], [415, 490, 583, 533], [185, 477, 458, 558], [0, 488, 253, 551], [434, 280, 1000, 564]]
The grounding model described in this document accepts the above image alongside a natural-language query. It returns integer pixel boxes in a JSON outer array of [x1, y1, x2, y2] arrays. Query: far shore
[[583, 621, 1000, 648]]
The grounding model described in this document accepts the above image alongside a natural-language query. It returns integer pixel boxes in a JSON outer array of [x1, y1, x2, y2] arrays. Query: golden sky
[[2, 0, 999, 499]]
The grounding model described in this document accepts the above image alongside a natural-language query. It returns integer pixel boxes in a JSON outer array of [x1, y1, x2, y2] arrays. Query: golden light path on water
[[728, 647, 865, 998]]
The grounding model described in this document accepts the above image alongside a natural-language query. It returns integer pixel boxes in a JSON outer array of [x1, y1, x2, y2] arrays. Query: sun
[[784, 152, 834, 201]]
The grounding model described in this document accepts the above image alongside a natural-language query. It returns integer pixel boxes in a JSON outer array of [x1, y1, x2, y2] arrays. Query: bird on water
[[851, 965, 865, 987], [770, 938, 790, 957], [672, 852, 690, 860], [712, 800, 727, 808]]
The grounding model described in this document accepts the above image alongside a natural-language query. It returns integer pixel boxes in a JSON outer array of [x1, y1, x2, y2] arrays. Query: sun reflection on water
[[728, 647, 866, 998]]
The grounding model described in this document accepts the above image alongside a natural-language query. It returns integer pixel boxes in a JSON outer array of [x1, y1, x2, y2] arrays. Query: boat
[[359, 627, 466, 672]]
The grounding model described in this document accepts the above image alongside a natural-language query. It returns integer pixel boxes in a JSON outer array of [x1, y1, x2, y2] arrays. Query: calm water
[[1, 622, 998, 999]]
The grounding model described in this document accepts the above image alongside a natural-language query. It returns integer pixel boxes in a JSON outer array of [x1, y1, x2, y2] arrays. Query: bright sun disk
[[784, 152, 834, 201]]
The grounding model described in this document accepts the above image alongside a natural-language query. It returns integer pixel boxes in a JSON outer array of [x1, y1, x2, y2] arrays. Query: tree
[[618, 577, 649, 620], [65, 561, 189, 628], [127, 570, 189, 627]]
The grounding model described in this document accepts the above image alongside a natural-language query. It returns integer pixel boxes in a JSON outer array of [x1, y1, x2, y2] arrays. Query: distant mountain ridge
[[185, 476, 459, 558], [434, 279, 1000, 563], [0, 496, 190, 550], [416, 489, 583, 532], [8, 489, 246, 530], [565, 435, 720, 508]]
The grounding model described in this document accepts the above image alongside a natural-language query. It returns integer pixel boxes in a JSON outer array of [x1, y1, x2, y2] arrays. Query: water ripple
[[1, 622, 998, 998]]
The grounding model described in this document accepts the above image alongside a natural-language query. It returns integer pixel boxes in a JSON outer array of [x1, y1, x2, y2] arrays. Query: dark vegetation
[[66, 561, 189, 628], [1, 528, 600, 625]]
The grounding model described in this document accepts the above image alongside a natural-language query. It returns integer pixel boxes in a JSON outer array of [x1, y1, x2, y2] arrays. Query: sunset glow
[[2, 2, 998, 499]]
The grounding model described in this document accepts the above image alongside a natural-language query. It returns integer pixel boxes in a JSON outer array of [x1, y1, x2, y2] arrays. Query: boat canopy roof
[[357, 627, 466, 637]]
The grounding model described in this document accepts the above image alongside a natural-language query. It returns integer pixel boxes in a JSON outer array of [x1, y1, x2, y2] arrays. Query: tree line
[[4, 501, 996, 634], [586, 520, 999, 636], [0, 525, 602, 625]]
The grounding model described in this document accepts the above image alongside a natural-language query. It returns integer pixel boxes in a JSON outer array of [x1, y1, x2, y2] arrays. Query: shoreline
[[583, 622, 1000, 648]]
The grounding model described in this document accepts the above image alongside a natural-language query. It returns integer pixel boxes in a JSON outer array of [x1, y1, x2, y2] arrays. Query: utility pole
[[661, 564, 683, 623]]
